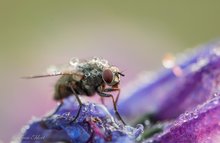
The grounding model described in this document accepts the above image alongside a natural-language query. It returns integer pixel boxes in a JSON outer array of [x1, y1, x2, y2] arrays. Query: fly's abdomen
[[54, 85, 73, 101], [53, 75, 74, 101]]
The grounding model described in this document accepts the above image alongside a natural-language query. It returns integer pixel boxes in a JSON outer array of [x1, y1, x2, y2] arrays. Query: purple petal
[[18, 96, 143, 143], [144, 95, 220, 143], [118, 41, 220, 121]]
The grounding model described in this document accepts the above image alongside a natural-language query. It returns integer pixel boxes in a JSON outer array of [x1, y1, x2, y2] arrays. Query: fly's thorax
[[71, 73, 83, 82], [77, 69, 103, 96], [83, 68, 103, 87]]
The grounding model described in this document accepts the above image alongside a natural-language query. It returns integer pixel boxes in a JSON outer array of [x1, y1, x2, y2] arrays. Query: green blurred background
[[1, 1, 220, 142]]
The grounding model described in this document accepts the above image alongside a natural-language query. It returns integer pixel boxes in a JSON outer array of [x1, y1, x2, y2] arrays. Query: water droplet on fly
[[91, 57, 100, 62], [69, 57, 79, 66], [100, 59, 108, 65], [47, 65, 59, 74], [85, 72, 90, 77]]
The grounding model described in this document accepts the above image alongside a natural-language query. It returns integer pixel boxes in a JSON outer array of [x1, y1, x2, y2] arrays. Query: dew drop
[[91, 57, 100, 62], [124, 125, 135, 135], [82, 105, 88, 112], [144, 139, 154, 143], [133, 124, 144, 138], [213, 100, 219, 105], [47, 65, 59, 74], [69, 57, 79, 66], [92, 69, 99, 76], [193, 113, 198, 119], [89, 103, 96, 113], [213, 47, 220, 56], [85, 72, 91, 77], [212, 92, 220, 99], [100, 59, 108, 65], [179, 114, 187, 123], [172, 66, 183, 77], [162, 53, 176, 69], [144, 120, 150, 127]]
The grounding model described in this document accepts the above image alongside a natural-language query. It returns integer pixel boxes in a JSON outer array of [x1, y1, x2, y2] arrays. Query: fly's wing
[[22, 61, 84, 80]]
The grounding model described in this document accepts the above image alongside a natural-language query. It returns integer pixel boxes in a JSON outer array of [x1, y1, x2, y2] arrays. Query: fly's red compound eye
[[102, 69, 114, 84]]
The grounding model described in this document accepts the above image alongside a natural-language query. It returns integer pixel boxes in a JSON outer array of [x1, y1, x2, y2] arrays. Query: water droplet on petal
[[213, 47, 220, 56], [133, 124, 144, 138], [144, 120, 151, 127], [82, 105, 88, 112], [162, 53, 176, 69], [193, 113, 198, 119]]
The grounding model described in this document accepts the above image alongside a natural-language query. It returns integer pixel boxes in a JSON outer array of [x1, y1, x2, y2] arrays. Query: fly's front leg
[[102, 88, 120, 105], [97, 87, 126, 125], [99, 84, 106, 105]]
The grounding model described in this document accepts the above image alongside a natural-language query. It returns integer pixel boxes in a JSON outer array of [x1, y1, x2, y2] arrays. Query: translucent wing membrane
[[22, 60, 83, 79]]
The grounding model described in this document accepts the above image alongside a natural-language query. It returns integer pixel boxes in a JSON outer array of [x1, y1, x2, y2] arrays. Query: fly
[[23, 57, 126, 125]]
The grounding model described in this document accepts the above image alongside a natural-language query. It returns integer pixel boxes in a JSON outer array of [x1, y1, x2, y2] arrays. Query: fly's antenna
[[118, 69, 126, 76], [118, 72, 125, 76]]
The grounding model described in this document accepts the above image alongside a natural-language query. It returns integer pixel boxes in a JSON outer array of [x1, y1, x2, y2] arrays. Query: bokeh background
[[1, 1, 220, 142]]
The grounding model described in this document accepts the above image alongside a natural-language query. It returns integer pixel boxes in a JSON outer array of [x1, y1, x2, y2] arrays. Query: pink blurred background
[[1, 1, 220, 142]]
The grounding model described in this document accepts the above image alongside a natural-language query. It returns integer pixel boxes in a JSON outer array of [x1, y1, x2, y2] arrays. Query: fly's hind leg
[[68, 83, 83, 123], [53, 100, 64, 114], [97, 89, 126, 125], [47, 100, 64, 119]]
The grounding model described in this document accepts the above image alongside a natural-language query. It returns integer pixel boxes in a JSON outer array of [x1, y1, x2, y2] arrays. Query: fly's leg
[[47, 100, 64, 119], [68, 83, 83, 123], [99, 84, 106, 105], [102, 88, 120, 105], [53, 100, 64, 114], [97, 89, 126, 125]]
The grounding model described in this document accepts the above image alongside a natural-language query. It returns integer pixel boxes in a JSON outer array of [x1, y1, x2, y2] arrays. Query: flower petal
[[19, 97, 143, 143], [118, 41, 220, 121], [144, 95, 220, 143]]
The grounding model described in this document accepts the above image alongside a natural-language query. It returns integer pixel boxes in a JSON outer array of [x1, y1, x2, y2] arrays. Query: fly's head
[[102, 66, 124, 87]]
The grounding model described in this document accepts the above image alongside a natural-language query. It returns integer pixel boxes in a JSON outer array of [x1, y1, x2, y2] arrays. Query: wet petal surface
[[18, 97, 143, 143], [144, 95, 220, 143], [119, 41, 220, 121]]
